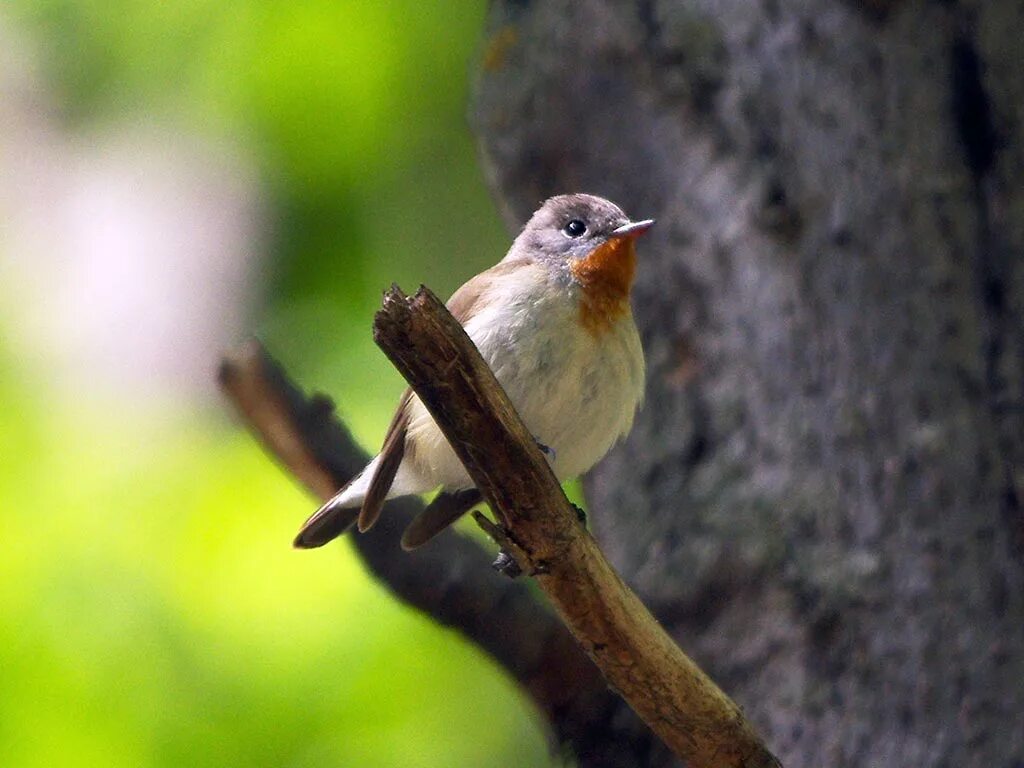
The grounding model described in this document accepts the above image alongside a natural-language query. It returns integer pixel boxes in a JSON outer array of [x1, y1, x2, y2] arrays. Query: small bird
[[295, 193, 652, 550]]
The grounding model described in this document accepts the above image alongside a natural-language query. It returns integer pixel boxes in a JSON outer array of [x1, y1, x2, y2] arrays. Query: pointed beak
[[610, 219, 655, 239]]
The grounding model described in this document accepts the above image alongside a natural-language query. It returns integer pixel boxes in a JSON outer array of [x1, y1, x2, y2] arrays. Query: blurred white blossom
[[0, 17, 265, 406]]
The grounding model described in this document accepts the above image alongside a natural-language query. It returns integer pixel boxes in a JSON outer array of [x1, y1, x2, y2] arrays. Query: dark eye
[[563, 219, 587, 238]]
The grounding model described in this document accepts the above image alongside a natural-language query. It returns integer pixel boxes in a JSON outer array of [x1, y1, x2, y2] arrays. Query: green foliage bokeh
[[0, 2, 551, 766]]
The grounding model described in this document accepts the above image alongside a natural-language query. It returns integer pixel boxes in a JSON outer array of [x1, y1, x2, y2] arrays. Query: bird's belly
[[499, 316, 643, 480]]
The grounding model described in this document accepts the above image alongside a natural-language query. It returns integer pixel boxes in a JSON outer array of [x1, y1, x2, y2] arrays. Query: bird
[[294, 193, 652, 551]]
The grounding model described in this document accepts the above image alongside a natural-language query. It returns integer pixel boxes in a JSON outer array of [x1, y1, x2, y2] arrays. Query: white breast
[[401, 265, 645, 492]]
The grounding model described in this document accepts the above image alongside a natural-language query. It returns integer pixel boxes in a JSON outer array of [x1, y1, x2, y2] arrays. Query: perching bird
[[295, 193, 651, 551]]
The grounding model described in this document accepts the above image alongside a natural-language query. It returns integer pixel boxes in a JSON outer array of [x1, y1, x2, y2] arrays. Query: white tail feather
[[328, 455, 380, 509], [330, 454, 433, 509]]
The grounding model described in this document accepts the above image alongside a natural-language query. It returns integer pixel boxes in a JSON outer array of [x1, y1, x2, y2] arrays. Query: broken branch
[[372, 285, 782, 768]]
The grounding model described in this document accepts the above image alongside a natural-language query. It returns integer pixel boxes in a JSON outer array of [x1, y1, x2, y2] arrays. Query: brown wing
[[400, 488, 483, 550], [445, 257, 536, 322], [356, 389, 412, 532]]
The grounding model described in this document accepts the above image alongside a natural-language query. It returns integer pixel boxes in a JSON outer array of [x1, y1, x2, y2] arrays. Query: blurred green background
[[0, 2, 551, 766]]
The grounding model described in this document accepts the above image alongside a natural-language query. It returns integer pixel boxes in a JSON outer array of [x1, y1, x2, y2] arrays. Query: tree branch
[[372, 285, 782, 768], [218, 340, 654, 763]]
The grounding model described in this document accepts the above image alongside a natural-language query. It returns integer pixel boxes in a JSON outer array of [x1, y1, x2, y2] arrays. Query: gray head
[[506, 194, 654, 268]]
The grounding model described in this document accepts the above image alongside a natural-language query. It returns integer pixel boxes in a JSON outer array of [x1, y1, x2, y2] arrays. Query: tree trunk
[[471, 1, 1024, 766]]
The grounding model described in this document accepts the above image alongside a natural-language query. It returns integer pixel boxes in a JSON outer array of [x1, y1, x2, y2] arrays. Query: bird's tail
[[292, 457, 380, 548]]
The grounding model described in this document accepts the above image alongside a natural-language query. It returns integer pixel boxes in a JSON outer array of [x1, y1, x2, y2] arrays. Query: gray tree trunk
[[471, 1, 1024, 766]]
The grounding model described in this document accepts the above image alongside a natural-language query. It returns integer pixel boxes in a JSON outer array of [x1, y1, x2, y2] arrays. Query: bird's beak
[[610, 219, 655, 239]]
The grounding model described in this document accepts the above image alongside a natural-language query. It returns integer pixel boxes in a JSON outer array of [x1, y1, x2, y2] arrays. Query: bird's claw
[[492, 549, 523, 579], [535, 439, 556, 463]]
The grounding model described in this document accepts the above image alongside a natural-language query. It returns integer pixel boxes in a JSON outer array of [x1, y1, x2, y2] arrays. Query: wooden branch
[[373, 285, 782, 768], [218, 340, 344, 501], [218, 341, 658, 763]]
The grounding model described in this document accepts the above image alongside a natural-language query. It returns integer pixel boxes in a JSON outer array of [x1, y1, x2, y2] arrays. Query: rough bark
[[471, 2, 1024, 767]]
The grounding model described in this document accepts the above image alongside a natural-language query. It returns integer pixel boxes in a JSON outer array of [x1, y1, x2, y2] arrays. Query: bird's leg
[[532, 440, 587, 529], [534, 440, 587, 528], [472, 510, 526, 579]]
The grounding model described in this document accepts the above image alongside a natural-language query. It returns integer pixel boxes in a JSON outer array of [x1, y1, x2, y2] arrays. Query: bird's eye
[[563, 219, 587, 238]]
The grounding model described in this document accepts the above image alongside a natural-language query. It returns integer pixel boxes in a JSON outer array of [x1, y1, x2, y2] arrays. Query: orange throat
[[570, 236, 637, 336]]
